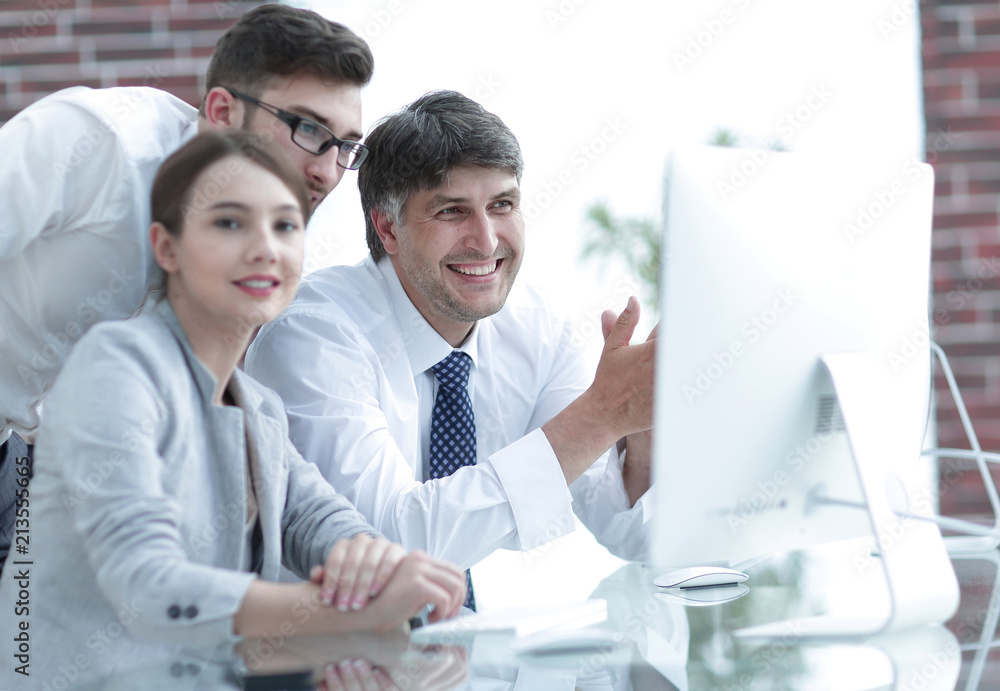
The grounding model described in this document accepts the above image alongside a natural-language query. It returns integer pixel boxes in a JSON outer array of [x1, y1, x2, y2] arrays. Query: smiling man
[[245, 91, 655, 609], [0, 4, 373, 576]]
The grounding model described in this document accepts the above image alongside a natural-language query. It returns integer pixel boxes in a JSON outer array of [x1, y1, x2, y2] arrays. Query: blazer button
[[184, 605, 199, 619], [167, 605, 182, 619]]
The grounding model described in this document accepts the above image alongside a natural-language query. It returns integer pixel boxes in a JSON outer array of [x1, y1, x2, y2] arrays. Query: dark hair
[[203, 3, 373, 112], [151, 131, 310, 236], [358, 90, 524, 261]]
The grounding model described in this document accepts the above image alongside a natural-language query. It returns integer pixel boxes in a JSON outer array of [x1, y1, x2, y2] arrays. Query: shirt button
[[167, 605, 182, 619], [184, 605, 199, 619]]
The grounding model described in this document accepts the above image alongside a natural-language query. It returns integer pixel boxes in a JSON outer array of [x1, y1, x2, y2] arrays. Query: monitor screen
[[649, 145, 936, 570]]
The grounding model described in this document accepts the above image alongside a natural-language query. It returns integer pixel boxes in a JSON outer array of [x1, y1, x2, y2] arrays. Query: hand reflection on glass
[[315, 646, 467, 691], [319, 658, 398, 691], [237, 632, 468, 691]]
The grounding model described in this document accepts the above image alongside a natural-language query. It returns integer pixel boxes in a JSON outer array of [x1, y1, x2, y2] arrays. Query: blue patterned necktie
[[430, 350, 477, 610]]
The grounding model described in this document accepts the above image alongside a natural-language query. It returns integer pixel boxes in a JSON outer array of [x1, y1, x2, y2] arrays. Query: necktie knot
[[431, 351, 472, 391]]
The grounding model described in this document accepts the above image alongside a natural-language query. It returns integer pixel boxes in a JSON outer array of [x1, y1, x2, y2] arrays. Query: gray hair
[[358, 90, 524, 261]]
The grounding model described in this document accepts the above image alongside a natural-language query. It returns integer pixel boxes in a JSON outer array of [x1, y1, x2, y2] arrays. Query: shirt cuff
[[573, 443, 653, 562], [487, 428, 575, 551]]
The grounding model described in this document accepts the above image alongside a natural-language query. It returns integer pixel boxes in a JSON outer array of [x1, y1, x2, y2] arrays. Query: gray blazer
[[0, 300, 374, 686]]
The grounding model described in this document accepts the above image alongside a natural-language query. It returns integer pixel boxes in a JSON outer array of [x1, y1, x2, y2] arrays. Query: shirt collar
[[374, 256, 480, 376]]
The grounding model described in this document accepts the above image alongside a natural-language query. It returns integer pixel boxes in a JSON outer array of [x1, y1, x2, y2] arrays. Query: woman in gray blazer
[[0, 132, 465, 686]]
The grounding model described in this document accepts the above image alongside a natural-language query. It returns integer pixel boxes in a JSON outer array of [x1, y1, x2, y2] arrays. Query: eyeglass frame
[[223, 87, 369, 170]]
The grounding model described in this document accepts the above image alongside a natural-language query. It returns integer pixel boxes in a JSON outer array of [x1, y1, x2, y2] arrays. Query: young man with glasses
[[0, 4, 372, 577]]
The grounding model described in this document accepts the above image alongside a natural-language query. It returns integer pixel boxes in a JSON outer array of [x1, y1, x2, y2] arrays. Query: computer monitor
[[649, 145, 958, 635]]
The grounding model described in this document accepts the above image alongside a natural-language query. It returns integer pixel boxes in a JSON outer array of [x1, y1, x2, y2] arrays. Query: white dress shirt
[[245, 257, 650, 569], [0, 86, 197, 440]]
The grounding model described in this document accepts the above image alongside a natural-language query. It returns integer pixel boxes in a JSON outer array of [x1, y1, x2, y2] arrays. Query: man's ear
[[372, 209, 400, 255], [201, 87, 243, 131], [150, 222, 179, 273]]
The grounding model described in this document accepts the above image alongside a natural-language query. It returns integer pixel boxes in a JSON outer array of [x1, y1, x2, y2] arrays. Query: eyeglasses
[[225, 88, 369, 170]]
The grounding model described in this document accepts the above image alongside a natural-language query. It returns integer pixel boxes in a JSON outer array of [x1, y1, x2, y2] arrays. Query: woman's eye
[[275, 220, 301, 233], [214, 217, 240, 230]]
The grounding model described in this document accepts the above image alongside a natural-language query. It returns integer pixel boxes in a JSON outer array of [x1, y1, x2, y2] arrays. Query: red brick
[[975, 17, 1000, 37], [0, 1, 78, 13], [926, 49, 1000, 71], [73, 20, 153, 36], [928, 112, 1000, 133], [936, 341, 1000, 358], [0, 17, 59, 39], [167, 17, 239, 33], [94, 46, 176, 63], [932, 307, 981, 326], [933, 210, 998, 229], [968, 179, 1000, 194], [933, 0, 1000, 6], [89, 0, 169, 6], [18, 77, 101, 93], [926, 83, 965, 105], [1, 49, 78, 67], [934, 245, 965, 262], [935, 147, 1000, 164]]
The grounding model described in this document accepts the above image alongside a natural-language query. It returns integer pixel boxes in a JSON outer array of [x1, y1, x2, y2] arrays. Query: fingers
[[347, 539, 404, 611], [322, 540, 351, 605], [323, 659, 397, 691], [322, 538, 350, 606], [603, 296, 639, 351], [323, 534, 374, 609], [413, 555, 467, 622], [321, 537, 409, 612], [310, 564, 324, 585], [646, 321, 659, 342], [601, 309, 617, 341], [368, 542, 405, 599]]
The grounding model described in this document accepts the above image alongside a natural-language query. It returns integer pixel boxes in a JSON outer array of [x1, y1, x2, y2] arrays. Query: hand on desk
[[312, 541, 467, 629], [313, 534, 407, 611]]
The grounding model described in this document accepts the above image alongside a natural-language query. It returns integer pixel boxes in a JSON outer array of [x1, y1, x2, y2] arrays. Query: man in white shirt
[[245, 91, 655, 608], [0, 4, 374, 574]]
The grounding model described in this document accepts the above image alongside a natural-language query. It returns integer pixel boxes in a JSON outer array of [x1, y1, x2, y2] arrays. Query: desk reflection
[[67, 542, 1000, 690]]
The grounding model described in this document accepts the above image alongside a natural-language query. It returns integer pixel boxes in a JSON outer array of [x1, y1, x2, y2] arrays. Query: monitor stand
[[735, 352, 960, 639]]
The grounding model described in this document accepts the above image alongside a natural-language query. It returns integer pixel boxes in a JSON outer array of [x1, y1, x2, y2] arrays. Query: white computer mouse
[[652, 565, 749, 589]]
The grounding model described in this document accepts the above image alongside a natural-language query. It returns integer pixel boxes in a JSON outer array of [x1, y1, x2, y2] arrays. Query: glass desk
[[66, 540, 1000, 690]]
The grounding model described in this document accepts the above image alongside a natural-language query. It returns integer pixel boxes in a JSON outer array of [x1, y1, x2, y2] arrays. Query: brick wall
[[923, 1, 1000, 515], [0, 0, 263, 126]]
